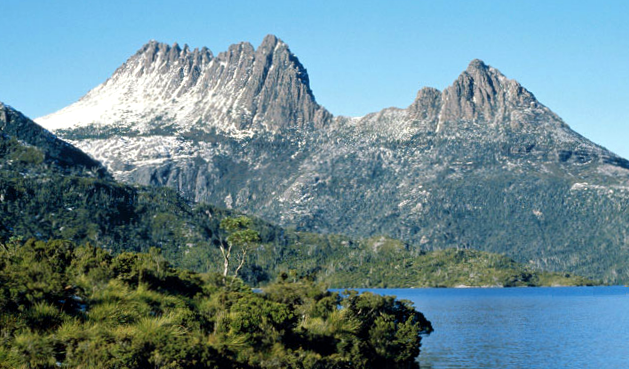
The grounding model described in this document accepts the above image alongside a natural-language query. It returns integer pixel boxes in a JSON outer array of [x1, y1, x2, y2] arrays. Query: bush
[[0, 239, 433, 368]]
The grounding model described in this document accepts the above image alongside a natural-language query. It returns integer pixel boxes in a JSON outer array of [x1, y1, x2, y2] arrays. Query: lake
[[358, 287, 629, 368]]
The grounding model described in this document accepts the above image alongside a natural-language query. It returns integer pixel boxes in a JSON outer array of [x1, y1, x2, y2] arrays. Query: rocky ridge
[[36, 36, 629, 284], [38, 35, 331, 134]]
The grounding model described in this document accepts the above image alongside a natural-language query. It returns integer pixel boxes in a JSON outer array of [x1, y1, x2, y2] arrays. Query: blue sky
[[1, 0, 628, 158]]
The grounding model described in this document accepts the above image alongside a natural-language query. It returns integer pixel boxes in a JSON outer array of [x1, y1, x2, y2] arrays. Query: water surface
[[357, 287, 629, 368]]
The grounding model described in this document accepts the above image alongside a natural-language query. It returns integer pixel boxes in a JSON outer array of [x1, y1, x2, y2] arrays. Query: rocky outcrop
[[407, 87, 442, 123], [33, 37, 629, 284], [439, 59, 541, 124], [37, 35, 331, 133]]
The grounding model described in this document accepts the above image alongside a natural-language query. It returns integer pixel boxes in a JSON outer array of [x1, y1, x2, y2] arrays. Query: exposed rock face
[[407, 87, 442, 123], [37, 35, 331, 133], [36, 37, 629, 284], [440, 59, 541, 123]]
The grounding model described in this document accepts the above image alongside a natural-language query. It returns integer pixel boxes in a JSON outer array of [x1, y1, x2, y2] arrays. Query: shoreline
[[330, 284, 617, 290]]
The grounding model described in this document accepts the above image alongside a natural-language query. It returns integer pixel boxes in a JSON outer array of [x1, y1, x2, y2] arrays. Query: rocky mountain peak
[[127, 40, 213, 81], [404, 60, 543, 131], [38, 35, 330, 133], [407, 87, 442, 122], [0, 102, 8, 123], [437, 59, 542, 125], [466, 58, 489, 72], [259, 34, 281, 49], [243, 34, 314, 98]]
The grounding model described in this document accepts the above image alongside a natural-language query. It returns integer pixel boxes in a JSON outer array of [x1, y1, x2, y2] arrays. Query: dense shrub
[[0, 239, 433, 368]]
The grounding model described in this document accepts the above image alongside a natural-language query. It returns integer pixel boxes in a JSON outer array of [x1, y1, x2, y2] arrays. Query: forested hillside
[[0, 102, 596, 287], [37, 39, 629, 285]]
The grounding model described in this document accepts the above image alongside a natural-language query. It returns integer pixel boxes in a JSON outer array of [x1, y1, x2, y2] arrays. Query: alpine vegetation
[[37, 36, 629, 284]]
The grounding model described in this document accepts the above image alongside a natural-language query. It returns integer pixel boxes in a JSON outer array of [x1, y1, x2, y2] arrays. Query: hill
[[36, 36, 629, 284], [0, 102, 595, 287]]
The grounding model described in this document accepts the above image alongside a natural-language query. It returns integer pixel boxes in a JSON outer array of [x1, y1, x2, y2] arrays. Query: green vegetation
[[0, 124, 598, 288], [56, 124, 141, 140], [250, 234, 599, 288], [0, 132, 222, 262], [0, 239, 432, 368], [321, 238, 597, 288], [0, 105, 103, 173], [219, 216, 261, 279]]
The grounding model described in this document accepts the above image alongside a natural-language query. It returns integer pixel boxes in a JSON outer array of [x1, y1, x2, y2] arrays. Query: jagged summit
[[405, 59, 543, 126], [37, 35, 331, 134], [39, 42, 559, 140], [443, 59, 541, 122], [467, 58, 487, 70], [25, 45, 629, 284], [38, 42, 615, 163]]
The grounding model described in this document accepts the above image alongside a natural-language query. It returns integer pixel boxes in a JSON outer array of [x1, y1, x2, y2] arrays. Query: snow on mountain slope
[[32, 36, 629, 284], [37, 35, 331, 135]]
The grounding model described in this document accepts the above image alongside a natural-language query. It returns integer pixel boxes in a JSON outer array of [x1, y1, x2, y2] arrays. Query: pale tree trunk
[[233, 246, 249, 278], [219, 243, 232, 277]]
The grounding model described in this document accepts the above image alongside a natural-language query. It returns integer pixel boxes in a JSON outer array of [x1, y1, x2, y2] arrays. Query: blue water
[[357, 287, 629, 368]]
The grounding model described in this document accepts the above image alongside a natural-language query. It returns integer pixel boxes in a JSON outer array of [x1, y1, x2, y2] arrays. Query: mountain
[[5, 102, 594, 287], [37, 35, 331, 134], [0, 101, 222, 264], [37, 36, 629, 284], [1, 102, 104, 174]]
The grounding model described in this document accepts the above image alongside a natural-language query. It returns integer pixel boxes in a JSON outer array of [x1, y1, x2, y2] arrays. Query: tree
[[218, 216, 260, 279]]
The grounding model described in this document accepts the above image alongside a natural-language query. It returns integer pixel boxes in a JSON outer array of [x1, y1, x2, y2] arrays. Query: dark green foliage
[[314, 238, 598, 288], [0, 239, 75, 314], [56, 124, 141, 140], [340, 291, 432, 368], [0, 115, 597, 288], [0, 104, 104, 173], [0, 239, 432, 368], [0, 131, 223, 269], [2, 139, 45, 165], [240, 230, 599, 288]]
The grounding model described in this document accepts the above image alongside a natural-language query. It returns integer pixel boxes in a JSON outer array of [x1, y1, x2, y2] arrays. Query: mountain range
[[4, 101, 595, 287], [36, 35, 629, 284]]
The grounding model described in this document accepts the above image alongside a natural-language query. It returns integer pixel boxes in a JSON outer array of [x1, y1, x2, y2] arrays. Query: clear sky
[[1, 0, 628, 158]]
